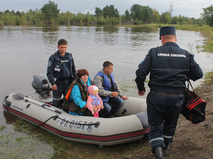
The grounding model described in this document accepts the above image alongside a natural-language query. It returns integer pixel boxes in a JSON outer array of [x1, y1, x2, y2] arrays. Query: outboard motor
[[32, 74, 51, 99]]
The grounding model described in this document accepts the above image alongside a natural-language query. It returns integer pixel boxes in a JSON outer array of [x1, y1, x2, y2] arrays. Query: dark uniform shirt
[[47, 51, 77, 86], [135, 42, 203, 93]]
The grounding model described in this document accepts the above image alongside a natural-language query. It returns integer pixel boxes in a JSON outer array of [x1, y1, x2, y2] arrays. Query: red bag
[[181, 81, 206, 124]]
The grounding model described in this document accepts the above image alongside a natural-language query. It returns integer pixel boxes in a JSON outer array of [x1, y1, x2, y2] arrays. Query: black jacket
[[47, 51, 77, 86], [135, 42, 203, 93]]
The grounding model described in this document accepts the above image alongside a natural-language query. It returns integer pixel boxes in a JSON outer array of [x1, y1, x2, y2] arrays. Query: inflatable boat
[[2, 74, 150, 147]]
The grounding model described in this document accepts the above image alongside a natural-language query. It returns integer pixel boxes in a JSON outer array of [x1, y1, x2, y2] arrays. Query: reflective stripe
[[53, 98, 62, 100], [164, 135, 173, 139], [149, 137, 164, 144]]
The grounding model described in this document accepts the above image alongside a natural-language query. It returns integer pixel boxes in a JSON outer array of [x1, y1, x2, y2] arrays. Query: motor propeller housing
[[32, 74, 51, 99]]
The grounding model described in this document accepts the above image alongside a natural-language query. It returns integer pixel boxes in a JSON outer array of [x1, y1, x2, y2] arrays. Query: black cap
[[159, 26, 176, 40]]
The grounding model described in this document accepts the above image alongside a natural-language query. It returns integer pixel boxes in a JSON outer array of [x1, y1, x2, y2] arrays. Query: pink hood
[[88, 85, 99, 95]]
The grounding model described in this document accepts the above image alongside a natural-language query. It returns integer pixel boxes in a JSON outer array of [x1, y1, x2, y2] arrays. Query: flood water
[[0, 25, 213, 127]]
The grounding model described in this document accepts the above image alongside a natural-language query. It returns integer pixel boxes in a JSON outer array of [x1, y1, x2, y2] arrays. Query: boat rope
[[37, 115, 100, 128], [37, 115, 59, 127]]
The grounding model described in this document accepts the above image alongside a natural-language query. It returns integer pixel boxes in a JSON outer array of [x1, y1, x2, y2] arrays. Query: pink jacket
[[87, 85, 103, 113]]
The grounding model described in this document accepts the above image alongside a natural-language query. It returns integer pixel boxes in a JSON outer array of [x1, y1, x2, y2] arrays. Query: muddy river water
[[1, 26, 213, 125], [0, 25, 213, 157]]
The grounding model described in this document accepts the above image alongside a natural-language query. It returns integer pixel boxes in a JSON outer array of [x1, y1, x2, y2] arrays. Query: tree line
[[0, 1, 211, 27]]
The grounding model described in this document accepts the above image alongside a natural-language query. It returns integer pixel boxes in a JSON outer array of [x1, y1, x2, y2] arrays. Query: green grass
[[0, 126, 6, 131], [120, 23, 213, 53], [204, 72, 213, 84]]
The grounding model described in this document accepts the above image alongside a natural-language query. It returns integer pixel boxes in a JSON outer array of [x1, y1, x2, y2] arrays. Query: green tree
[[171, 16, 178, 24], [102, 5, 119, 18], [141, 6, 153, 24], [85, 12, 92, 24], [125, 10, 130, 21], [16, 15, 20, 25], [97, 15, 106, 24], [15, 11, 22, 17], [153, 9, 160, 23], [178, 15, 185, 25], [160, 12, 171, 24], [58, 12, 65, 25], [32, 9, 44, 25], [201, 5, 213, 26], [26, 9, 34, 25], [188, 18, 193, 25], [196, 18, 205, 27], [95, 7, 102, 17], [130, 4, 143, 21], [20, 13, 29, 25], [41, 1, 60, 25], [4, 10, 10, 14], [76, 12, 84, 25]]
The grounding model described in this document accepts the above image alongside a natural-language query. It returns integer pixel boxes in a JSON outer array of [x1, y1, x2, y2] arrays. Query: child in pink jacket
[[87, 85, 104, 117]]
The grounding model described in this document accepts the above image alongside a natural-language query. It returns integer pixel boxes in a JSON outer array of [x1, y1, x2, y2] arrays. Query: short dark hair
[[103, 61, 113, 69], [58, 39, 67, 45], [77, 69, 89, 78]]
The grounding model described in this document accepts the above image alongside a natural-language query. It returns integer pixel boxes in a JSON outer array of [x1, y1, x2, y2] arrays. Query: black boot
[[163, 143, 170, 156], [154, 147, 165, 159]]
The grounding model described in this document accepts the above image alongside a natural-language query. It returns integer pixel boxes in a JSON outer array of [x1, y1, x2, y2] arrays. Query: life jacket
[[63, 78, 87, 113], [95, 71, 116, 102]]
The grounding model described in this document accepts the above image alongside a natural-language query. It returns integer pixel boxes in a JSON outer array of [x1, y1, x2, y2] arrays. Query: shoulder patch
[[48, 61, 52, 67]]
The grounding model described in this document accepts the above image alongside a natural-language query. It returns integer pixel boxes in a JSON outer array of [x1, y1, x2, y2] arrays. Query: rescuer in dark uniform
[[135, 26, 203, 159], [47, 39, 77, 108]]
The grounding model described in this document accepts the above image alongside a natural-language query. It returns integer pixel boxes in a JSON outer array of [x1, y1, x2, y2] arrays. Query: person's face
[[94, 91, 98, 96], [105, 65, 113, 74], [80, 74, 88, 84], [57, 44, 67, 55]]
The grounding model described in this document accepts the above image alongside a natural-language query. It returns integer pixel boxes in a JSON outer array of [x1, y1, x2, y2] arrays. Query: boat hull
[[3, 93, 150, 146]]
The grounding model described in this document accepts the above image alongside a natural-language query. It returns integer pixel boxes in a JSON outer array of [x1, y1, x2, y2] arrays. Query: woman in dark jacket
[[64, 69, 97, 116]]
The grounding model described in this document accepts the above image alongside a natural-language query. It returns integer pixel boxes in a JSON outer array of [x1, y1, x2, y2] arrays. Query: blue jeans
[[103, 97, 124, 117]]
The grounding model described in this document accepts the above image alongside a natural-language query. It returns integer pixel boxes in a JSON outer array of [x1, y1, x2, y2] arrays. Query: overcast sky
[[0, 0, 212, 18]]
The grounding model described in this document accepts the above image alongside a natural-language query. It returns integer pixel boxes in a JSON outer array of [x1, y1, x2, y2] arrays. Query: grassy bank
[[153, 24, 213, 53], [121, 24, 213, 53]]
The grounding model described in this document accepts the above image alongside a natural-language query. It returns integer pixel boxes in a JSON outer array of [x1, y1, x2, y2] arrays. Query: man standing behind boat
[[47, 39, 77, 108], [93, 61, 128, 118], [135, 26, 203, 159]]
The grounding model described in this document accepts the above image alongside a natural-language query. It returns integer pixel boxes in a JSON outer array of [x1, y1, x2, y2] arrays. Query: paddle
[[11, 93, 100, 128], [12, 93, 61, 114]]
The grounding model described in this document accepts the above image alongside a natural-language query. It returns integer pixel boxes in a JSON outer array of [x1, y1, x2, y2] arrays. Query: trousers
[[147, 91, 184, 153], [52, 79, 71, 108], [102, 96, 123, 117]]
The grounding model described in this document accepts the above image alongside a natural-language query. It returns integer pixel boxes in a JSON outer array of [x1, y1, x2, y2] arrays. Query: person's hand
[[111, 92, 118, 97], [138, 90, 145, 96], [100, 105, 104, 109], [51, 84, 57, 90], [91, 110, 94, 115], [121, 96, 129, 100], [93, 105, 98, 112]]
